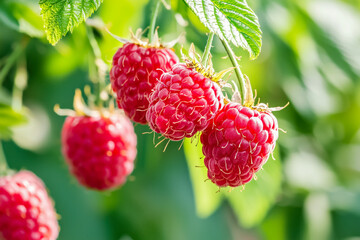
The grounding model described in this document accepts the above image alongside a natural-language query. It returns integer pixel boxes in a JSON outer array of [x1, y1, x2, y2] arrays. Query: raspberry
[[146, 63, 224, 141], [0, 171, 59, 240], [110, 43, 179, 124], [201, 102, 279, 187], [61, 113, 137, 190]]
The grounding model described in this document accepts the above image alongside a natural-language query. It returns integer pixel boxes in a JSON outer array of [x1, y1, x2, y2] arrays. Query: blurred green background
[[1, 0, 360, 239]]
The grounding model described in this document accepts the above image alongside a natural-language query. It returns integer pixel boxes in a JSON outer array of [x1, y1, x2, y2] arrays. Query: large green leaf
[[0, 89, 11, 105], [296, 6, 359, 81], [0, 103, 26, 139], [39, 0, 103, 45], [184, 137, 223, 218], [182, 0, 262, 59], [0, 3, 18, 31], [0, 1, 44, 37]]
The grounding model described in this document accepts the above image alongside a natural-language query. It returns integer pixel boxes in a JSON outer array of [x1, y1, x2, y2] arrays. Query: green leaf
[[39, 0, 103, 45], [0, 3, 19, 31], [0, 104, 27, 139], [0, 1, 44, 37], [0, 89, 12, 105], [182, 0, 262, 59], [224, 148, 282, 227], [184, 138, 223, 218], [296, 6, 359, 81]]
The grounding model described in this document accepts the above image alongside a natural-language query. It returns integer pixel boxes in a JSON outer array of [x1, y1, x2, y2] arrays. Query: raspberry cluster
[[110, 43, 179, 124], [0, 171, 59, 240], [61, 113, 137, 190], [59, 35, 281, 195], [109, 40, 281, 189], [146, 63, 224, 141], [201, 103, 279, 187], [2, 15, 284, 240]]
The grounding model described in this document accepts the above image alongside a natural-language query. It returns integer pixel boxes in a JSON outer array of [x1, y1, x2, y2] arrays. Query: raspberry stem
[[148, 0, 161, 43], [202, 32, 215, 67], [0, 141, 9, 175], [87, 26, 101, 60], [12, 57, 27, 111], [221, 39, 246, 103], [86, 26, 107, 107]]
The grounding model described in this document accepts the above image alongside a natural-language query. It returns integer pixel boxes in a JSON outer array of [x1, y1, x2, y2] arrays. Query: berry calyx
[[0, 170, 59, 240], [110, 29, 179, 124]]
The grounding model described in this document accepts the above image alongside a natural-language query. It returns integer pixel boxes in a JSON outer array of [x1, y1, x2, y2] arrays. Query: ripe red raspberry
[[146, 63, 224, 141], [201, 102, 279, 187], [0, 171, 59, 240], [61, 113, 137, 190], [110, 43, 179, 124]]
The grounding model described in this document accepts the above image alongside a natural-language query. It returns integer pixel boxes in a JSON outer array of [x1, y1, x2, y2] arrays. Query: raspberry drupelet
[[146, 63, 224, 141], [201, 102, 279, 187], [0, 171, 59, 240], [110, 42, 179, 124], [61, 113, 137, 191]]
